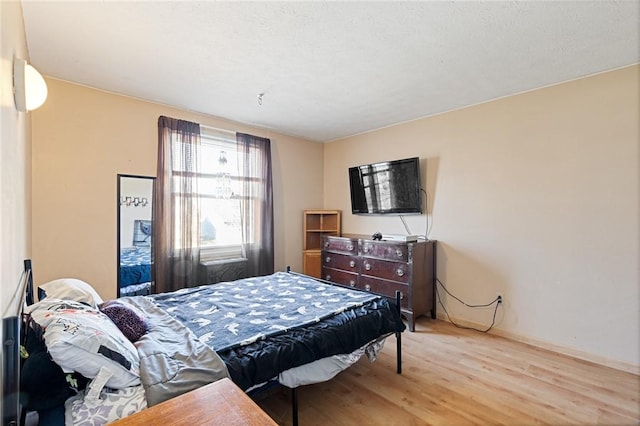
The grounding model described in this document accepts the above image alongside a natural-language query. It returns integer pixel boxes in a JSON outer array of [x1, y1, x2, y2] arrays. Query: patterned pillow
[[25, 299, 140, 389], [65, 385, 147, 425], [65, 367, 147, 425], [100, 301, 149, 342]]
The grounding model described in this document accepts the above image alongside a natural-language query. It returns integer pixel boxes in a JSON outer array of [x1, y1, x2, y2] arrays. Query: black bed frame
[[2, 315, 21, 426], [2, 261, 401, 426], [2, 259, 33, 426], [284, 267, 403, 426]]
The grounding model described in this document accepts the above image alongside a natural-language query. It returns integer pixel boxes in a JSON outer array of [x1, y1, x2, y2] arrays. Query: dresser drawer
[[320, 236, 436, 332], [360, 241, 409, 262], [322, 267, 358, 288], [361, 258, 410, 283], [359, 276, 409, 309], [323, 252, 360, 272], [323, 237, 358, 255]]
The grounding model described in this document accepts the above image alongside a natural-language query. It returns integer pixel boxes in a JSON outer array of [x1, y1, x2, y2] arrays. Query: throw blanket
[[119, 297, 230, 407], [151, 272, 379, 352]]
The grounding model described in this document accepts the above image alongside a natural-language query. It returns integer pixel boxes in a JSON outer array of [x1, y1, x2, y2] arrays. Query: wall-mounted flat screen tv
[[349, 157, 422, 214]]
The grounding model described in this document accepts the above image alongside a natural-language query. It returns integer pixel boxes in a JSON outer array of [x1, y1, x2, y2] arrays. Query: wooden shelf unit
[[303, 210, 341, 278]]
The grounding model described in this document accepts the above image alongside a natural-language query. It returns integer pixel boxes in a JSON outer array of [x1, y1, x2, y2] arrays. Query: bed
[[119, 246, 152, 296], [119, 219, 153, 296], [4, 259, 405, 426]]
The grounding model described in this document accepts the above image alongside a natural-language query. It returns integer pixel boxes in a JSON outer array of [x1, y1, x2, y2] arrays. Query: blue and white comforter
[[151, 272, 378, 352], [120, 247, 151, 288]]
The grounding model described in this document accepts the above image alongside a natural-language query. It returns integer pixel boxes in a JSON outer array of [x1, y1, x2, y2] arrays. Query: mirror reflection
[[118, 175, 155, 296]]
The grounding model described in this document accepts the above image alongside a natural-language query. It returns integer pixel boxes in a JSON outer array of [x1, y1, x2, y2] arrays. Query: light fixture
[[13, 58, 48, 112], [216, 150, 232, 199]]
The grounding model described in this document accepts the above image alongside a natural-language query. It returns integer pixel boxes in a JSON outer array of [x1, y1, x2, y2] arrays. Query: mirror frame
[[117, 174, 155, 297]]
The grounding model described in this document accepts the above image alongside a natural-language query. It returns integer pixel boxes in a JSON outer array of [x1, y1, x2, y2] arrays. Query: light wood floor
[[255, 318, 640, 425]]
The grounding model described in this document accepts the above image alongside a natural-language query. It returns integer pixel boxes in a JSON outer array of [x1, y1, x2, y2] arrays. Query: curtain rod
[[201, 124, 236, 135], [201, 123, 271, 139]]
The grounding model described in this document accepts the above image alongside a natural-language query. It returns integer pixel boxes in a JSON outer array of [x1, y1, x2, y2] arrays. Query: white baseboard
[[435, 313, 640, 376]]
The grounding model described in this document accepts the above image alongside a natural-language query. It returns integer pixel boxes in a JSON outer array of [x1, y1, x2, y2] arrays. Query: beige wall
[[324, 65, 640, 369], [31, 79, 324, 300], [1, 0, 31, 318]]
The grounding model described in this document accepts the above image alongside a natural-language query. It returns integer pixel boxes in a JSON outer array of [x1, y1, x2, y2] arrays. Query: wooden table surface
[[111, 378, 277, 426]]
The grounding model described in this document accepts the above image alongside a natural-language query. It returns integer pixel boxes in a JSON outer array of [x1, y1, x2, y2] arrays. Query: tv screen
[[349, 157, 422, 214]]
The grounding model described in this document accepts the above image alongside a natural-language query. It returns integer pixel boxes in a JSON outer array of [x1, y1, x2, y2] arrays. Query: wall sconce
[[14, 58, 48, 112]]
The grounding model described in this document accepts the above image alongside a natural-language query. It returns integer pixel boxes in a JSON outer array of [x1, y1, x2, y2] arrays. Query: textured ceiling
[[21, 1, 639, 142]]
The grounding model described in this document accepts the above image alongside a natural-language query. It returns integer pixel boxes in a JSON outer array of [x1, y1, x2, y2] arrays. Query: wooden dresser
[[110, 378, 276, 426], [321, 234, 436, 331]]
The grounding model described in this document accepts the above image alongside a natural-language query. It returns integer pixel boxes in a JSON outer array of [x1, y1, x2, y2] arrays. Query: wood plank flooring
[[254, 318, 640, 425]]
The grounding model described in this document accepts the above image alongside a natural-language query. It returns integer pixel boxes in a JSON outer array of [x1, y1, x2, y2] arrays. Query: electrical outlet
[[497, 293, 503, 304]]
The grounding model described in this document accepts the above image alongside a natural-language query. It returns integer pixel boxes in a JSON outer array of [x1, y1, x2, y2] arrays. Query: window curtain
[[155, 116, 202, 293], [236, 133, 274, 276]]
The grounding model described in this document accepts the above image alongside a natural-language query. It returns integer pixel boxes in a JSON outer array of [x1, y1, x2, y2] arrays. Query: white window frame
[[171, 127, 246, 262]]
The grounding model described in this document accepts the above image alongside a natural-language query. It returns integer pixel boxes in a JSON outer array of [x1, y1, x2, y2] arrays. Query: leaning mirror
[[117, 174, 155, 297]]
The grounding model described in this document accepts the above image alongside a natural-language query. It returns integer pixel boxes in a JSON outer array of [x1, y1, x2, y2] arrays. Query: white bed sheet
[[278, 337, 387, 388]]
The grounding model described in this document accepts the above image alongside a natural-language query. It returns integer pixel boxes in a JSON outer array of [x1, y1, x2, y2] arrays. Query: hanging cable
[[435, 278, 501, 333], [421, 188, 431, 239], [400, 215, 411, 234]]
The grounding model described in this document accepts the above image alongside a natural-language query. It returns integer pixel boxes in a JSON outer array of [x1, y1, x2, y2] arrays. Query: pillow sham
[[65, 384, 147, 426], [65, 383, 147, 425], [26, 299, 140, 389], [39, 278, 104, 308], [100, 301, 149, 342]]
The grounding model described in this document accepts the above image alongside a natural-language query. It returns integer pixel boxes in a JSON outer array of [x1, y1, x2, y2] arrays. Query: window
[[157, 116, 272, 292], [171, 128, 244, 260]]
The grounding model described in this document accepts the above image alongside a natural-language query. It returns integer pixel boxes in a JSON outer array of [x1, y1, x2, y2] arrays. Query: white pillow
[[39, 278, 104, 307], [26, 299, 140, 389]]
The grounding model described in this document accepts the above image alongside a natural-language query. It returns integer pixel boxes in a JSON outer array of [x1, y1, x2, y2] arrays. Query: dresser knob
[[365, 284, 371, 291], [325, 256, 331, 263], [347, 244, 354, 251], [396, 249, 403, 258], [349, 280, 355, 287], [363, 245, 370, 253], [349, 260, 356, 268], [324, 241, 330, 248], [365, 263, 372, 271], [396, 268, 404, 277], [326, 275, 331, 281]]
